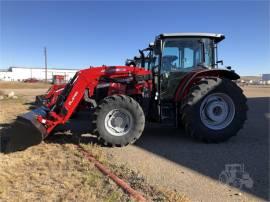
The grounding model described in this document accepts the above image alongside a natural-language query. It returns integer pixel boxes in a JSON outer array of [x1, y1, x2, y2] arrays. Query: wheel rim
[[200, 93, 235, 130], [219, 173, 229, 184], [104, 109, 133, 136]]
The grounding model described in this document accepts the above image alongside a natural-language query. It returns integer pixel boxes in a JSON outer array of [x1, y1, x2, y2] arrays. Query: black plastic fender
[[175, 69, 240, 101]]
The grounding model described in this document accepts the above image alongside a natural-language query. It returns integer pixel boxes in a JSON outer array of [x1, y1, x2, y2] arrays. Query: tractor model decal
[[68, 91, 79, 106]]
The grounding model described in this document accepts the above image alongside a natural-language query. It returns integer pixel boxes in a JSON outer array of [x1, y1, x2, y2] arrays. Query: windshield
[[161, 38, 214, 73]]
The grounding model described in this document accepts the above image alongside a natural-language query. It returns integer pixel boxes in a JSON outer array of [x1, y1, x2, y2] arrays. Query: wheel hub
[[200, 93, 235, 130], [112, 116, 124, 127], [205, 100, 228, 123], [105, 109, 133, 136]]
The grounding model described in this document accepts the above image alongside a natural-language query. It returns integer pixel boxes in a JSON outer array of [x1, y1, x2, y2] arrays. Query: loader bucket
[[0, 107, 48, 153]]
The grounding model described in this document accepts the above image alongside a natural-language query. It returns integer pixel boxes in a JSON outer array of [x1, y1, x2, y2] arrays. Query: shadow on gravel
[[0, 97, 269, 200], [24, 101, 38, 110], [134, 97, 270, 201], [45, 111, 99, 145], [0, 110, 98, 153]]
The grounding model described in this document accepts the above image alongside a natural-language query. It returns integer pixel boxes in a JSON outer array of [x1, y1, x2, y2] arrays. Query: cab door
[[160, 44, 201, 101]]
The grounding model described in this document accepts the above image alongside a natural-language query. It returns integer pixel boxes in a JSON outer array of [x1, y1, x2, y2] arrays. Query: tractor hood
[[79, 66, 151, 78]]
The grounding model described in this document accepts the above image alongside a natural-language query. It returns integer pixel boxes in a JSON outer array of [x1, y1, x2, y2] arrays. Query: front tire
[[92, 95, 145, 147], [181, 78, 248, 143]]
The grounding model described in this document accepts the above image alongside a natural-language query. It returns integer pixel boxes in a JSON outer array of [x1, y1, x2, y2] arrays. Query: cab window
[[161, 38, 208, 72]]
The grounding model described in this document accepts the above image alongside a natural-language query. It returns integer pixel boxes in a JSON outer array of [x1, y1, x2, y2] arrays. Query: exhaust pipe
[[0, 107, 49, 153]]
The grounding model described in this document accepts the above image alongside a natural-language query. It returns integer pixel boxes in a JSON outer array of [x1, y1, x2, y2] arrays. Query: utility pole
[[44, 47, 47, 83]]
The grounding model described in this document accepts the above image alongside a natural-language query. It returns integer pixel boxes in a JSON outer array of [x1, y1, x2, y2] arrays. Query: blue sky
[[0, 1, 269, 75]]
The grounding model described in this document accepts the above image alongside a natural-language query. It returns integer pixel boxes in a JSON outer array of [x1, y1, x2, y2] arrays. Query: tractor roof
[[158, 32, 225, 43]]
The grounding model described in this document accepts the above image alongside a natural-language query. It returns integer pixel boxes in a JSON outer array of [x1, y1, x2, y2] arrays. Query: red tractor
[[37, 53, 147, 108], [1, 33, 247, 152]]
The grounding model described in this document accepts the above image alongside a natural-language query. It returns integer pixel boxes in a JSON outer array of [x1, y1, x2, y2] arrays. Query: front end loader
[[35, 84, 65, 107], [1, 33, 247, 153], [1, 66, 152, 152]]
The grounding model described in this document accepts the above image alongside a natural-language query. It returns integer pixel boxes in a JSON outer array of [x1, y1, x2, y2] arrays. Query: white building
[[0, 66, 78, 82]]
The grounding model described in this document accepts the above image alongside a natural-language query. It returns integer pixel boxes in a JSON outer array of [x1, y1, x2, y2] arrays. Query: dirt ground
[[106, 86, 270, 202], [0, 142, 133, 202], [0, 83, 269, 201], [0, 81, 51, 89], [0, 84, 188, 202]]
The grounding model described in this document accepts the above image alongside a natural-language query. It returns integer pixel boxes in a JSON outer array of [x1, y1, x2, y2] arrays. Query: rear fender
[[174, 69, 240, 102]]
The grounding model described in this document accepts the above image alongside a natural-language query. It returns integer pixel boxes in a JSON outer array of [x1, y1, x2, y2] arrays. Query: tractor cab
[[149, 33, 226, 123], [152, 32, 225, 70]]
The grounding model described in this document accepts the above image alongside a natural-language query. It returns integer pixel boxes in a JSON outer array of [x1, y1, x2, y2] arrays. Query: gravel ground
[[1, 84, 269, 201], [104, 86, 270, 202], [58, 86, 269, 201]]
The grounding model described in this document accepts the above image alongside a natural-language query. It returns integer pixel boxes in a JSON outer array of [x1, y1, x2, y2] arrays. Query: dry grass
[[0, 143, 131, 202], [0, 98, 29, 123], [109, 163, 189, 202], [0, 81, 51, 89], [0, 87, 189, 202], [0, 98, 130, 201]]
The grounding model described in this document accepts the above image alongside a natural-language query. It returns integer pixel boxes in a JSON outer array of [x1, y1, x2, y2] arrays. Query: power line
[[44, 47, 47, 82]]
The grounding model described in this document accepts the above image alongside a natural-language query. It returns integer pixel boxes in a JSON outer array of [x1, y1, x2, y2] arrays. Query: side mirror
[[154, 39, 161, 55], [217, 60, 223, 65]]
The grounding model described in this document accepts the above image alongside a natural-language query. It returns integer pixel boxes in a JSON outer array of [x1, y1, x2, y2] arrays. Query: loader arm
[[51, 70, 99, 123], [47, 84, 66, 98], [35, 84, 65, 106], [38, 68, 111, 135], [36, 65, 151, 136]]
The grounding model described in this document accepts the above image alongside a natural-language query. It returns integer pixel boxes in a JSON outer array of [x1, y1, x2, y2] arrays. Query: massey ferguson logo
[[68, 91, 78, 106]]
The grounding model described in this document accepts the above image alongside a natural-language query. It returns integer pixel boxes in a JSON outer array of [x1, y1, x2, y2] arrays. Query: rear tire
[[92, 95, 145, 147], [181, 78, 247, 143]]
